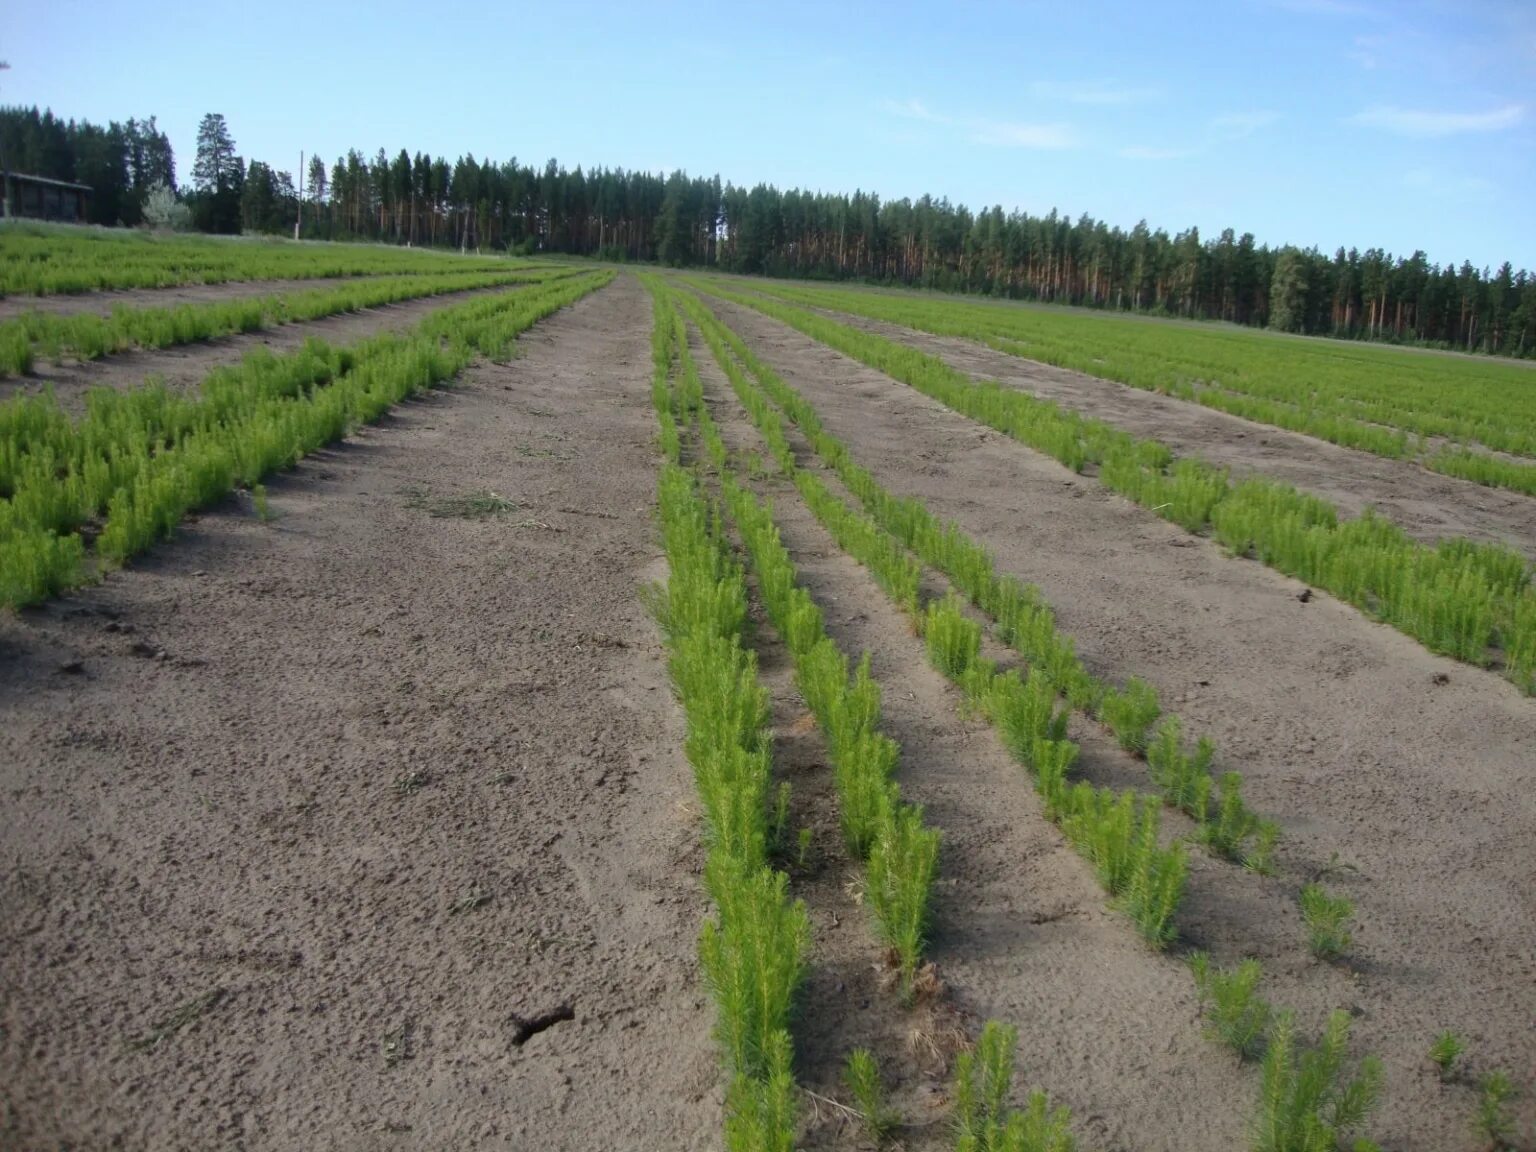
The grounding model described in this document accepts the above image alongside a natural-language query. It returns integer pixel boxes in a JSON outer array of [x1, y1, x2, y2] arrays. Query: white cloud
[[1120, 145, 1196, 160], [1212, 111, 1281, 137], [1030, 79, 1161, 106], [1349, 103, 1525, 136], [969, 121, 1079, 149], [880, 98, 948, 124]]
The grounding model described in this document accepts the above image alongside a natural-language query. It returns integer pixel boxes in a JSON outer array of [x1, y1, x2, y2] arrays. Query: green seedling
[[844, 1048, 896, 1142], [1428, 1031, 1464, 1081], [1299, 883, 1354, 961], [1252, 1010, 1381, 1152], [951, 1021, 1076, 1152], [1475, 1070, 1517, 1147], [1190, 953, 1271, 1060]]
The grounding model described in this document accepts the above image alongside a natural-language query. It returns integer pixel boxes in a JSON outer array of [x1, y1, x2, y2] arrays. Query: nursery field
[[1, 238, 1533, 1152]]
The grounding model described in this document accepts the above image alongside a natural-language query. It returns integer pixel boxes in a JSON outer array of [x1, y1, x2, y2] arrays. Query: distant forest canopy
[[3, 104, 1534, 357]]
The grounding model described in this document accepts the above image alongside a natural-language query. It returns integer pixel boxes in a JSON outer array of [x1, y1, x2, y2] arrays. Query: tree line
[[4, 104, 1534, 357]]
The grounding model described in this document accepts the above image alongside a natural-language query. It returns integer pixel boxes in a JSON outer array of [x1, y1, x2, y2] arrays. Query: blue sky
[[3, 0, 1533, 268]]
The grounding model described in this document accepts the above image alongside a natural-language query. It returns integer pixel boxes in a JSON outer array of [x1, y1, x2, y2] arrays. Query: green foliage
[[1299, 884, 1354, 961], [868, 802, 941, 988], [925, 594, 983, 679], [1475, 1070, 1518, 1147], [678, 282, 1200, 946], [701, 280, 1536, 693], [646, 296, 804, 1152], [1098, 678, 1162, 756], [1245, 820, 1282, 876], [1190, 953, 1272, 1060], [1199, 772, 1262, 863], [1057, 785, 1187, 947], [1146, 718, 1214, 811], [251, 483, 271, 522], [1, 272, 611, 609], [652, 281, 942, 1001], [844, 1049, 895, 1141], [1427, 1031, 1463, 1081], [700, 858, 810, 1079], [724, 1030, 799, 1152], [0, 222, 517, 296], [1252, 1011, 1382, 1152], [0, 266, 558, 378], [951, 1022, 1076, 1152]]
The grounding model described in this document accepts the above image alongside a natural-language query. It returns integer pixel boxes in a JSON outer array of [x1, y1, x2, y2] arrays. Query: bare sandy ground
[[804, 305, 1536, 561], [690, 328, 1254, 1151], [5, 271, 1533, 1151], [704, 293, 1536, 1150], [0, 285, 515, 414], [0, 276, 721, 1150]]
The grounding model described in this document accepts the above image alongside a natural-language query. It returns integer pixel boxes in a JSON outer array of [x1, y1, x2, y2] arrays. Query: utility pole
[[295, 150, 303, 241]]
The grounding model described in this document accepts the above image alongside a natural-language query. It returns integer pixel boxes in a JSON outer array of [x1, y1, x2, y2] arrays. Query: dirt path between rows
[[0, 284, 519, 414], [0, 274, 721, 1151], [706, 295, 1536, 1150], [690, 327, 1255, 1151], [805, 304, 1536, 560]]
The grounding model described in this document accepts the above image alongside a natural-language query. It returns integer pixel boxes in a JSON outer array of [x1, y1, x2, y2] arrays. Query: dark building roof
[[4, 172, 93, 193]]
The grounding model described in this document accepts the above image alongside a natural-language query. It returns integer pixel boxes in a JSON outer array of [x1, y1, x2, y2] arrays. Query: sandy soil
[[0, 285, 515, 415], [703, 293, 1536, 1150], [804, 305, 1536, 560], [691, 328, 1256, 1151], [6, 269, 1533, 1151], [0, 276, 721, 1150]]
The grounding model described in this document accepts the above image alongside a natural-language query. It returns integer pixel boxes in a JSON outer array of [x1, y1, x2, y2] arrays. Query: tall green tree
[[191, 112, 241, 232]]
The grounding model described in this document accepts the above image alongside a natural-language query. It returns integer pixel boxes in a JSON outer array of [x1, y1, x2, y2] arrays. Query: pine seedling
[[699, 859, 809, 1080], [924, 594, 981, 680], [723, 1029, 798, 1152], [1099, 678, 1161, 756], [951, 1021, 1076, 1152], [1428, 1031, 1464, 1082], [1245, 820, 1281, 876], [1475, 1070, 1517, 1148], [1299, 884, 1354, 961], [1121, 825, 1187, 949], [252, 483, 272, 522], [844, 1048, 895, 1142], [1190, 953, 1272, 1060], [1147, 718, 1215, 812], [1200, 772, 1260, 862], [1252, 1010, 1382, 1152], [769, 781, 791, 857], [867, 803, 940, 995]]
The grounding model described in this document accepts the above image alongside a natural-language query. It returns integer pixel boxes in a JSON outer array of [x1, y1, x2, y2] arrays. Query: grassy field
[[1, 232, 1531, 1152], [0, 221, 514, 296], [740, 278, 1536, 497]]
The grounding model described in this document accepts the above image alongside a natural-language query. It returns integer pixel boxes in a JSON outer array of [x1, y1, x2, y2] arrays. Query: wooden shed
[[3, 173, 92, 222]]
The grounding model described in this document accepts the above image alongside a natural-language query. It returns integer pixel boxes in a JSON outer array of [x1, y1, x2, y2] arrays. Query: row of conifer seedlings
[[702, 278, 1536, 694], [677, 285, 1394, 1150], [0, 272, 614, 609], [651, 280, 1091, 1151], [677, 299, 940, 996], [676, 285, 1253, 943], [646, 291, 804, 1149]]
